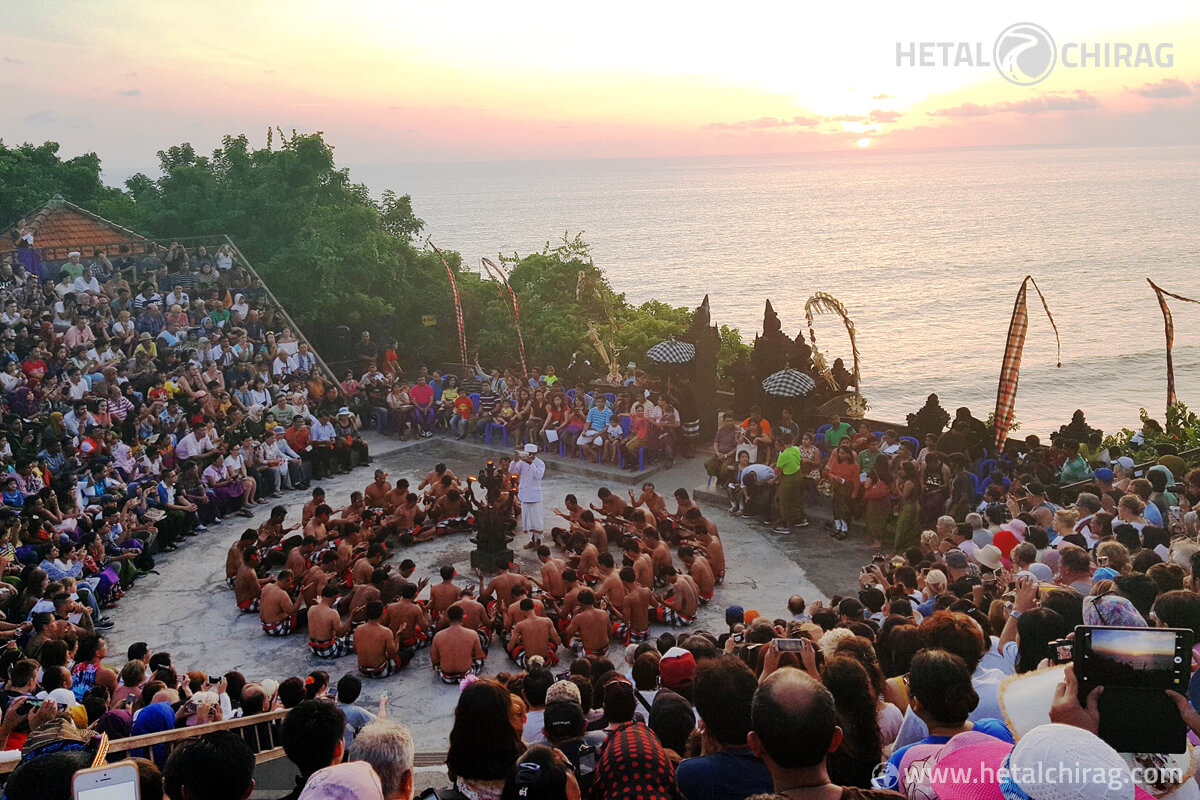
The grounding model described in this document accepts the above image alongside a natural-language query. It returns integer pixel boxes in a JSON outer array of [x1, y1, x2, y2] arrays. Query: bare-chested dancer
[[430, 605, 485, 684], [308, 584, 354, 658]]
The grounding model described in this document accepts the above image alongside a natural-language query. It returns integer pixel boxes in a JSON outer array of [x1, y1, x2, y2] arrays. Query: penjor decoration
[[481, 257, 529, 378], [804, 292, 868, 417], [992, 276, 1061, 452], [1147, 278, 1200, 414], [427, 239, 469, 366]]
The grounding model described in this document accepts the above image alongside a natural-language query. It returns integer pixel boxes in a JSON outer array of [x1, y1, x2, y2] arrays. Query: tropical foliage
[[0, 132, 750, 381]]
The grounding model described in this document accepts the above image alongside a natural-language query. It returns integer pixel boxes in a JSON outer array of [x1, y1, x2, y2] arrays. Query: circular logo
[[994, 22, 1056, 85]]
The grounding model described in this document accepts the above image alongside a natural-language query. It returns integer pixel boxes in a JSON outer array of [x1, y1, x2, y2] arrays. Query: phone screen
[[1075, 625, 1192, 753], [78, 787, 138, 800], [1077, 626, 1189, 693], [73, 762, 140, 800]]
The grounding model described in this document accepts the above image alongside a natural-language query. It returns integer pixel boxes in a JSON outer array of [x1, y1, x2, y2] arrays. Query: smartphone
[[16, 697, 41, 714], [861, 566, 872, 575], [1047, 637, 1074, 664], [871, 554, 886, 564], [774, 638, 808, 652], [208, 675, 222, 684], [1074, 625, 1192, 753], [577, 743, 597, 778], [326, 686, 337, 699], [73, 760, 140, 800], [417, 789, 441, 800]]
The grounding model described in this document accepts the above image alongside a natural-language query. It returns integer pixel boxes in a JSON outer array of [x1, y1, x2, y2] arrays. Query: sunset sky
[[2, 1, 1198, 172]]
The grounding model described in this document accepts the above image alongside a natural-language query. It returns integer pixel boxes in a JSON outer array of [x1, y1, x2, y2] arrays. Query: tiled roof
[[4, 195, 151, 259]]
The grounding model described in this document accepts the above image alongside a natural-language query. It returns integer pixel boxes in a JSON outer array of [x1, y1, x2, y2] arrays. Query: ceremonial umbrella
[[646, 339, 696, 364], [762, 368, 816, 397]]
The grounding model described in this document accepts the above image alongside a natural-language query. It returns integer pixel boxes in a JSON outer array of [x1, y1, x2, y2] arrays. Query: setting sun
[[856, 137, 872, 148]]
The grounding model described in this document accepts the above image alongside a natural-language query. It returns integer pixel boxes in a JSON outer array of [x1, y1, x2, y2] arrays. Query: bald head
[[750, 668, 839, 769], [787, 595, 806, 616]]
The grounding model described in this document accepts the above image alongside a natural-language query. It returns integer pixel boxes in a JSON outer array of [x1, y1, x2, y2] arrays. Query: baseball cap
[[1027, 562, 1054, 582], [658, 647, 696, 689], [1093, 467, 1115, 482], [545, 680, 581, 705], [542, 699, 585, 738], [944, 549, 968, 570], [272, 426, 286, 434], [1116, 456, 1136, 470]]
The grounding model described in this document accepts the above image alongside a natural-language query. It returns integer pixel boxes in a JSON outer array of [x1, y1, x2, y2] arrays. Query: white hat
[[975, 543, 1003, 571], [48, 688, 79, 707], [67, 251, 81, 259], [1007, 724, 1136, 800], [523, 443, 539, 454]]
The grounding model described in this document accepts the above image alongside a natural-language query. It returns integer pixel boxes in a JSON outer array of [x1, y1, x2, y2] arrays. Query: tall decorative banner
[[481, 257, 528, 378], [1147, 278, 1200, 412], [804, 292, 869, 416], [427, 240, 468, 365], [993, 276, 1061, 451]]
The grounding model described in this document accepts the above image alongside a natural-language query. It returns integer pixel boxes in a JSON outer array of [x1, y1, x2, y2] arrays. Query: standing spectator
[[772, 433, 809, 533], [676, 656, 773, 800], [280, 699, 347, 800], [348, 719, 415, 800], [164, 731, 257, 800]]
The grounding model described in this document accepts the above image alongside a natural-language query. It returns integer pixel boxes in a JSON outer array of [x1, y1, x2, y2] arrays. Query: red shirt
[[410, 383, 434, 406]]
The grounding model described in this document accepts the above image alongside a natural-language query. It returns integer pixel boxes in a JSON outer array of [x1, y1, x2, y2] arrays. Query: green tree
[[0, 140, 127, 228]]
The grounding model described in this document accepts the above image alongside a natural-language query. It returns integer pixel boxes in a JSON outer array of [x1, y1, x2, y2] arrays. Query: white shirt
[[73, 276, 100, 294], [512, 457, 545, 503]]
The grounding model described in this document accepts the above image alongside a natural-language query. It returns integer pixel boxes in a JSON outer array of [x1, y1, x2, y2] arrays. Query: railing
[[0, 704, 447, 774], [1061, 446, 1200, 493]]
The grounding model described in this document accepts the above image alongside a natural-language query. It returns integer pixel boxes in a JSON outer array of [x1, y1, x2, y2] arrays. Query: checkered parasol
[[646, 339, 696, 364], [762, 368, 816, 397]]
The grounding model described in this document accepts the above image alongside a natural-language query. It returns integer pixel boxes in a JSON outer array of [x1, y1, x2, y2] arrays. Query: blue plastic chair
[[900, 435, 920, 455], [566, 389, 576, 404], [978, 458, 998, 479], [871, 431, 885, 441], [816, 424, 832, 436], [604, 393, 616, 406], [815, 433, 826, 449], [485, 421, 510, 447], [468, 393, 481, 414]]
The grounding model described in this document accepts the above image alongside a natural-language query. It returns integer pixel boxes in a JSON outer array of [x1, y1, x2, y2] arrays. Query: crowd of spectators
[[8, 241, 1200, 799], [0, 241, 386, 637], [344, 352, 700, 469]]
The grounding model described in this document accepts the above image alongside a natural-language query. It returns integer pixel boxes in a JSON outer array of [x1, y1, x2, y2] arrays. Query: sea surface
[[355, 145, 1200, 437]]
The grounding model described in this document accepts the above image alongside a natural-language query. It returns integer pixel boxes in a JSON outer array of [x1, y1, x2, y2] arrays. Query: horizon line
[[97, 139, 1200, 180]]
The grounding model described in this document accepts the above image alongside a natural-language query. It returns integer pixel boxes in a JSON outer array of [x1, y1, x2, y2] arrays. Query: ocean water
[[357, 145, 1200, 437]]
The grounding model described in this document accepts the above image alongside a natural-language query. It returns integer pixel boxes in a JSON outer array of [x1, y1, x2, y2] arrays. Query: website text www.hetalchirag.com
[[899, 762, 1184, 791]]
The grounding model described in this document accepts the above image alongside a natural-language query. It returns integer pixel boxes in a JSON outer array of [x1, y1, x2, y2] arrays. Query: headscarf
[[1083, 594, 1147, 628], [131, 701, 176, 767], [298, 761, 384, 800], [20, 716, 96, 761], [94, 709, 133, 739]]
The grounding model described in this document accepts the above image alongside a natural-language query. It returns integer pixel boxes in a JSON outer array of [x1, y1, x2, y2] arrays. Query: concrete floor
[[104, 431, 874, 775]]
